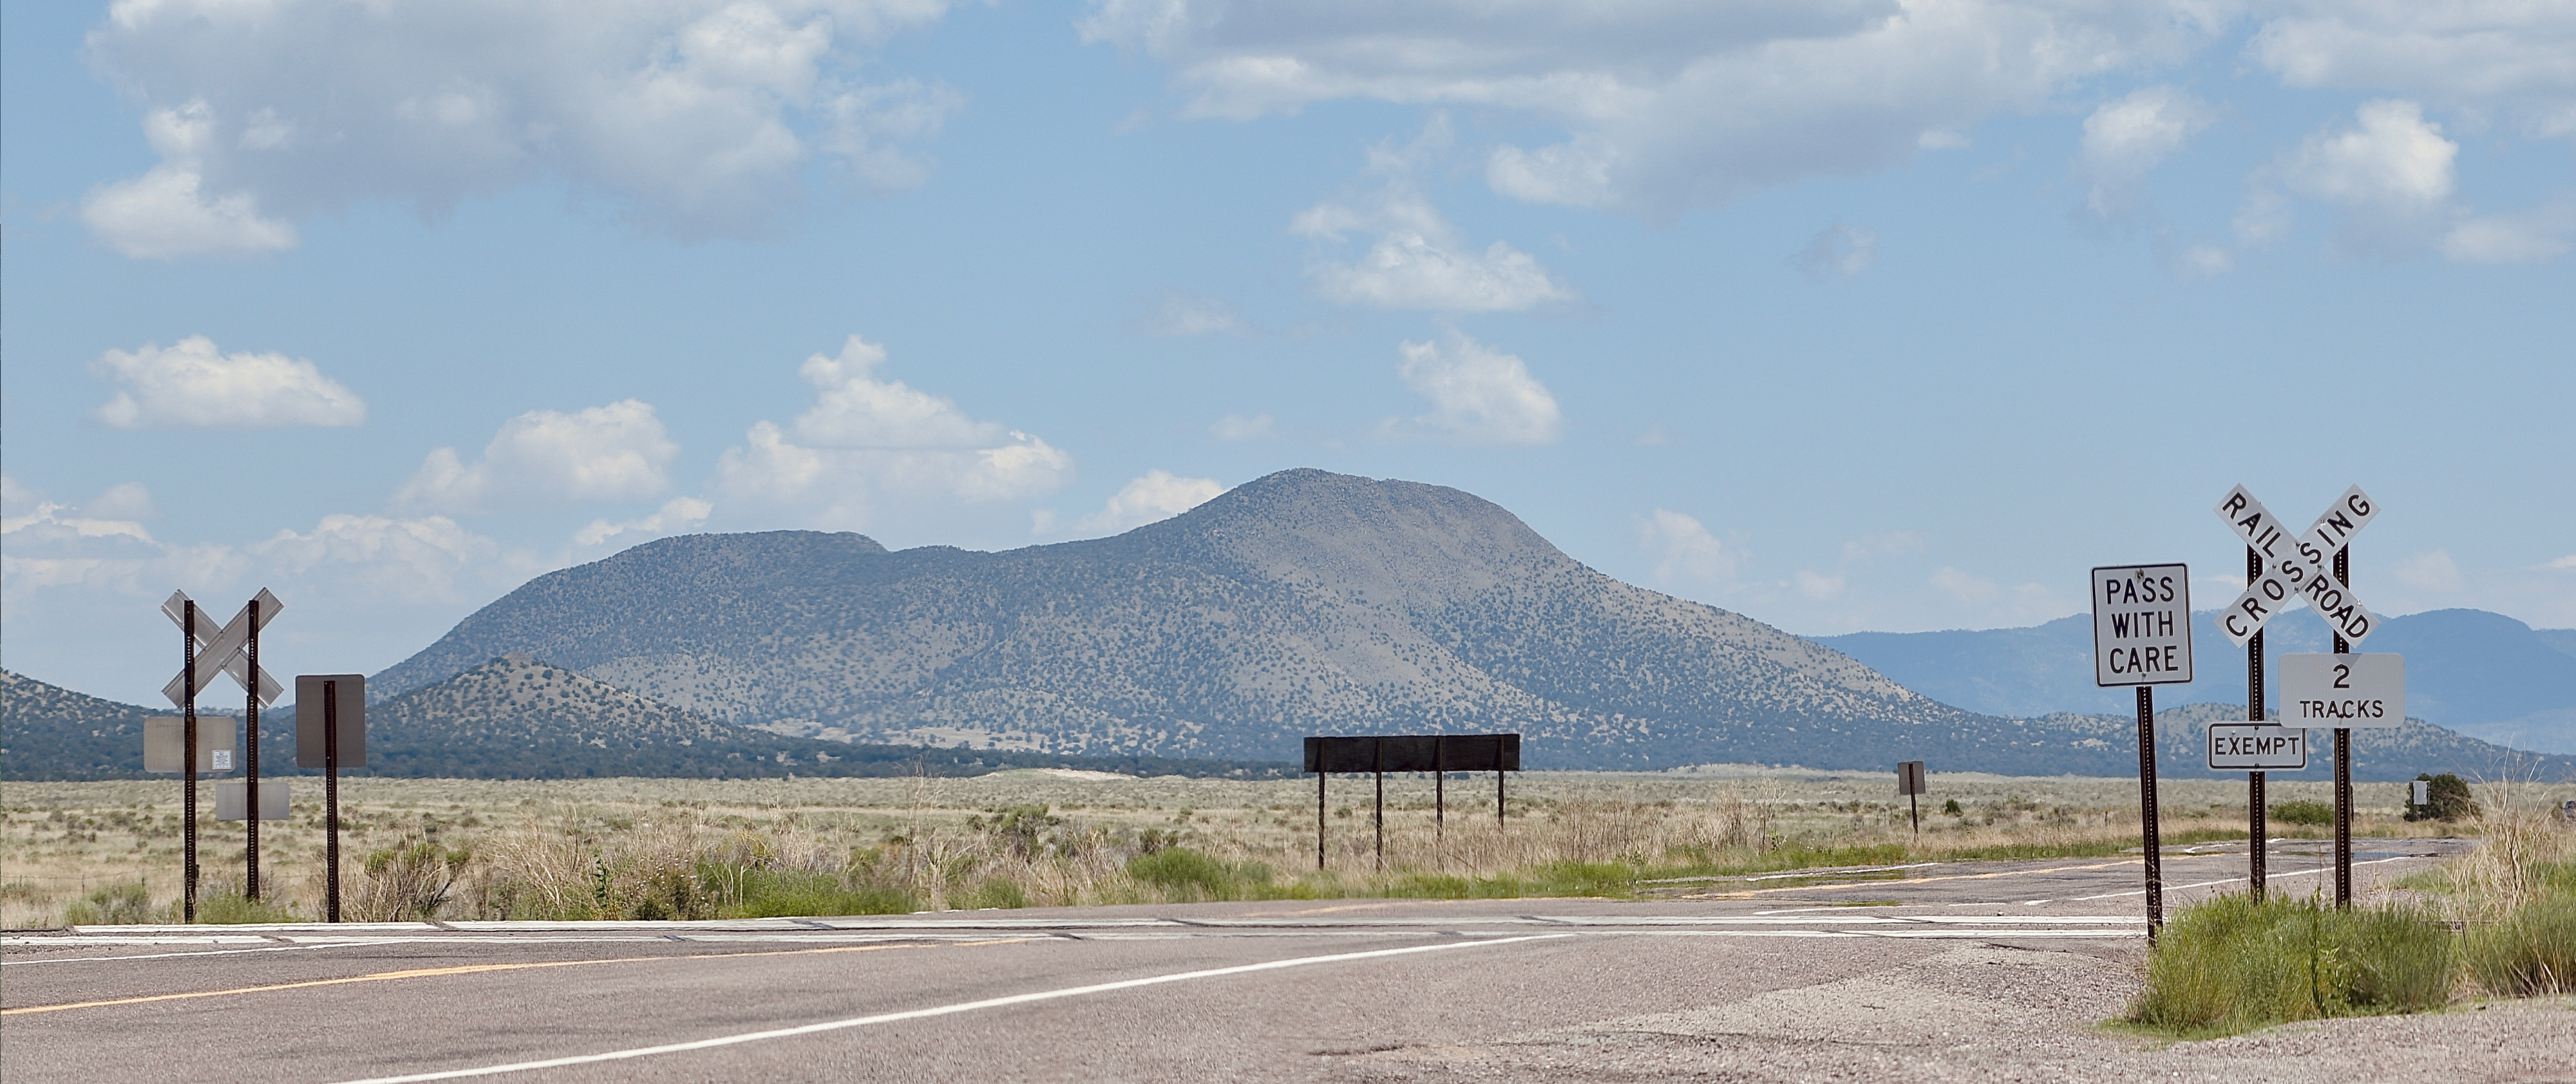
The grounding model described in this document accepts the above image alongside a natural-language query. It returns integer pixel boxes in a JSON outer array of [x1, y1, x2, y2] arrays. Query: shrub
[[2126, 893, 2452, 1038], [62, 882, 155, 926], [2273, 799, 2334, 826], [353, 841, 472, 921], [2405, 773, 2481, 823], [1941, 799, 1963, 816], [194, 888, 299, 924]]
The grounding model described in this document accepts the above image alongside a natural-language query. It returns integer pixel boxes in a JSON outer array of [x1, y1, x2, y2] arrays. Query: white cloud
[[2076, 85, 2217, 218], [1639, 509, 1739, 586], [83, 0, 963, 251], [1134, 290, 1249, 336], [2550, 556, 2576, 571], [80, 101, 297, 258], [1391, 332, 1563, 445], [2258, 98, 2460, 257], [1085, 0, 2230, 218], [1, 494, 510, 607], [1929, 566, 2065, 624], [90, 336, 365, 429], [2393, 548, 2465, 592], [1794, 570, 1848, 601], [1841, 532, 1923, 561], [789, 335, 1002, 448], [711, 335, 1072, 528], [1066, 470, 1225, 535], [1209, 413, 1275, 440], [573, 497, 715, 548], [1790, 223, 1877, 278], [83, 483, 160, 522], [2441, 191, 2576, 263], [1930, 565, 1998, 605], [1293, 121, 1573, 312], [396, 400, 677, 513], [251, 514, 508, 604], [2246, 1, 2576, 139]]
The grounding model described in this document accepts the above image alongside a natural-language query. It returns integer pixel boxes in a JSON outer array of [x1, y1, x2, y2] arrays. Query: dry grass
[[4, 769, 2550, 927]]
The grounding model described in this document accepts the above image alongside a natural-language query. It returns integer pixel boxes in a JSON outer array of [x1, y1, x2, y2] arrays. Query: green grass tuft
[[2465, 882, 2576, 996], [1125, 846, 1273, 901], [2272, 799, 2334, 826], [2126, 893, 2450, 1038]]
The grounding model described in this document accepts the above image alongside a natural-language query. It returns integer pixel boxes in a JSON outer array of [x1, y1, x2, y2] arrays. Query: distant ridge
[[0, 664, 1293, 781], [1816, 608, 2576, 754]]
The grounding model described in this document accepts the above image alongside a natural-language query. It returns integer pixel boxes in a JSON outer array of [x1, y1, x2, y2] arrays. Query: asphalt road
[[10, 839, 2566, 1084]]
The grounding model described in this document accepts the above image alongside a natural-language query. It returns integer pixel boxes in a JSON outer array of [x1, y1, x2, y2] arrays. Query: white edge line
[[2070, 854, 2417, 901], [327, 933, 1571, 1084], [1, 940, 404, 966]]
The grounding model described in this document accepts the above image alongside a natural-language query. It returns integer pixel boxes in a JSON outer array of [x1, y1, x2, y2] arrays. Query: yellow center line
[[3, 939, 1030, 1016]]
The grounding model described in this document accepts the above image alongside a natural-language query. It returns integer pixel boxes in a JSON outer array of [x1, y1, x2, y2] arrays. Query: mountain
[[362, 469, 2564, 780], [1817, 608, 2576, 754], [2119, 701, 2573, 783], [1, 663, 1293, 781], [2537, 628, 2576, 660], [372, 470, 2056, 771], [1, 669, 167, 781]]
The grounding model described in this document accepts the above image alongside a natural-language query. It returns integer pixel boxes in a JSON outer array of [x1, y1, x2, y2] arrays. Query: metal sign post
[[2090, 563, 2193, 944], [182, 601, 198, 921], [1896, 761, 1926, 836], [162, 588, 284, 906], [245, 596, 261, 900], [297, 675, 366, 923], [2247, 545, 2267, 899], [2280, 650, 2403, 910]]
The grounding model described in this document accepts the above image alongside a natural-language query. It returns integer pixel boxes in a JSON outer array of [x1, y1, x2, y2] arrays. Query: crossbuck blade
[[160, 588, 284, 707], [2211, 486, 2378, 648]]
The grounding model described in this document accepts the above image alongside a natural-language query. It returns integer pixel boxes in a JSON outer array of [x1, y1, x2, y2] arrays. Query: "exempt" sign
[[2208, 724, 2307, 771]]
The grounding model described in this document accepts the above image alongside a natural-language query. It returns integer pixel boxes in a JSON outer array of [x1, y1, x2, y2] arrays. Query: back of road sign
[[1895, 761, 1927, 796], [2277, 653, 2405, 729], [215, 779, 290, 821], [144, 717, 237, 774], [2090, 564, 2193, 686], [294, 674, 368, 769]]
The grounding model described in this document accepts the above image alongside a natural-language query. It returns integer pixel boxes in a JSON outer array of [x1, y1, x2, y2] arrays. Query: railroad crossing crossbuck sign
[[2213, 485, 2379, 648], [161, 588, 285, 707]]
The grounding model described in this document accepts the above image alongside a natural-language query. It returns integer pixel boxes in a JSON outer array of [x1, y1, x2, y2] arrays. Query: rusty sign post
[[1896, 761, 1926, 836], [162, 589, 281, 917], [297, 675, 366, 923], [2090, 563, 2193, 945]]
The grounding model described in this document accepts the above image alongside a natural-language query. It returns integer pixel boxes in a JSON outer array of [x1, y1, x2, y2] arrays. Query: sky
[[5, 0, 2573, 708]]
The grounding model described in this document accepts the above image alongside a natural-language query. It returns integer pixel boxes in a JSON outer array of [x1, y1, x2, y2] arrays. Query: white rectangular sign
[[2208, 724, 2308, 771], [2091, 563, 2193, 687], [142, 716, 237, 774], [214, 778, 290, 821], [2278, 653, 2405, 729]]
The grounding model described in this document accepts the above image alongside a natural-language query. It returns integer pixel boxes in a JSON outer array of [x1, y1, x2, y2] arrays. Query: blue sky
[[6, 0, 2573, 706]]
